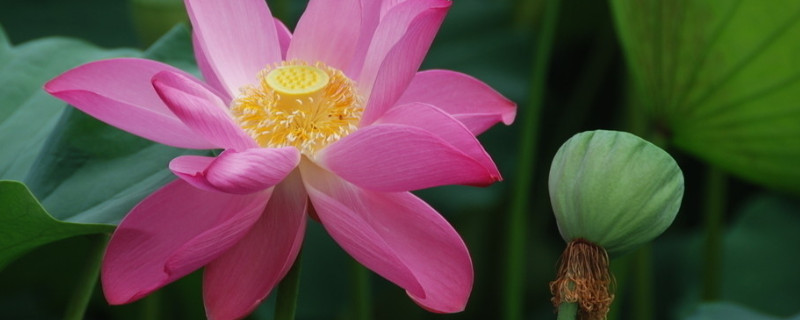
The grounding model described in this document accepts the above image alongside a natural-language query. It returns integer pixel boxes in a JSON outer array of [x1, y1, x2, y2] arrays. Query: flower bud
[[548, 130, 684, 256]]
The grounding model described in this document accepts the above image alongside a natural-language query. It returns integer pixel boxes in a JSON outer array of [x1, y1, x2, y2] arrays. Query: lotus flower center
[[231, 61, 364, 156]]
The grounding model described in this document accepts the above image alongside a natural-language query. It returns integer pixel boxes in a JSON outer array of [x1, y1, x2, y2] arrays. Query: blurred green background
[[1, 0, 800, 319]]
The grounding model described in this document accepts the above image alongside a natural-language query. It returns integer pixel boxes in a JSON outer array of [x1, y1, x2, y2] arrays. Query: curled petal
[[169, 155, 218, 192], [185, 0, 282, 97], [44, 58, 214, 149], [204, 171, 307, 320], [152, 70, 257, 151], [395, 70, 516, 135], [101, 180, 267, 304], [169, 147, 300, 194], [288, 0, 361, 71], [302, 163, 472, 313], [357, 0, 451, 125], [206, 148, 300, 194], [317, 124, 499, 192]]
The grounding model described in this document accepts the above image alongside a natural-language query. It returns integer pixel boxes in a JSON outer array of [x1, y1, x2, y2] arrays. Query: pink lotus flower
[[45, 0, 515, 318]]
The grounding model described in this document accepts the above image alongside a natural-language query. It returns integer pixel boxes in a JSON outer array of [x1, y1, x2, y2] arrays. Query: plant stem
[[503, 0, 561, 319], [275, 250, 303, 320], [702, 166, 726, 300], [607, 254, 631, 320], [141, 289, 162, 320], [555, 26, 615, 140], [350, 259, 372, 320], [624, 95, 667, 320], [556, 302, 578, 320], [632, 245, 654, 320], [63, 234, 109, 320]]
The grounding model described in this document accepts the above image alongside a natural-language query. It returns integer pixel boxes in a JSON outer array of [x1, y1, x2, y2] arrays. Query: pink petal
[[164, 188, 271, 277], [379, 0, 409, 17], [152, 70, 257, 151], [396, 70, 516, 135], [44, 58, 214, 149], [193, 33, 230, 104], [206, 148, 300, 194], [357, 0, 451, 125], [347, 0, 411, 76], [317, 124, 500, 192], [287, 0, 361, 71], [301, 163, 472, 313], [376, 102, 500, 178], [204, 171, 307, 320], [345, 0, 382, 76], [101, 180, 268, 304], [193, 17, 290, 105], [169, 147, 300, 194], [300, 162, 423, 297], [185, 0, 282, 97], [274, 18, 292, 59]]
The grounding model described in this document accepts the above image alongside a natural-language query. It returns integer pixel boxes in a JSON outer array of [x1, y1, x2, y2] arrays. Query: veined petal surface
[[317, 124, 499, 192], [101, 180, 267, 304], [204, 171, 307, 320], [302, 163, 472, 313]]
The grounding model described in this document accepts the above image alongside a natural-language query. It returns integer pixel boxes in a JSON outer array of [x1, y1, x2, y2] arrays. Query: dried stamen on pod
[[549, 239, 614, 320]]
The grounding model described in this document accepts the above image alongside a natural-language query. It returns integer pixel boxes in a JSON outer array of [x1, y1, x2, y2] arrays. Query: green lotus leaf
[[659, 194, 800, 318], [0, 26, 136, 182], [548, 130, 684, 255], [0, 24, 200, 266], [686, 302, 800, 320], [612, 0, 800, 193], [24, 25, 202, 225], [0, 181, 112, 269]]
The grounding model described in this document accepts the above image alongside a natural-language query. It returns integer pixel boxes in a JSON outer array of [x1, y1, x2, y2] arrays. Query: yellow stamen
[[231, 61, 364, 156]]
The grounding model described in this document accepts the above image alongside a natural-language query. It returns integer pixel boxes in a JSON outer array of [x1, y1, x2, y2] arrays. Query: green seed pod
[[548, 130, 684, 319], [548, 130, 684, 256]]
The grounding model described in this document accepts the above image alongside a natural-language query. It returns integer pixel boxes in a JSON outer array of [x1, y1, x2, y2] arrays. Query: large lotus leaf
[[0, 181, 112, 269], [0, 26, 136, 181], [686, 302, 800, 320], [611, 0, 800, 193], [720, 195, 800, 316], [0, 25, 201, 265], [23, 25, 203, 225], [655, 194, 800, 319]]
